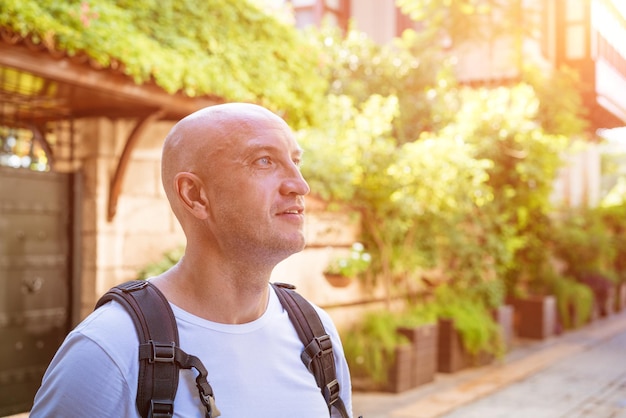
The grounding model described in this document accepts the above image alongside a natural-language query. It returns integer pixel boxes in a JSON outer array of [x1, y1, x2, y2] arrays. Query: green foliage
[[396, 0, 535, 47], [310, 23, 455, 144], [310, 7, 590, 303], [598, 204, 626, 282], [298, 94, 399, 203], [343, 285, 504, 386], [389, 132, 509, 301], [301, 20, 586, 307], [1, 0, 327, 128], [449, 84, 568, 213], [523, 65, 590, 136], [550, 207, 617, 281], [324, 242, 372, 278], [300, 88, 511, 306], [400, 302, 439, 327], [342, 310, 410, 385], [342, 301, 440, 386], [550, 274, 594, 330], [136, 245, 184, 280], [446, 83, 570, 294], [432, 285, 504, 358]]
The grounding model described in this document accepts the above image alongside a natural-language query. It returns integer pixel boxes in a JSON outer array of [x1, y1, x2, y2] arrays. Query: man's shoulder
[[271, 283, 341, 337], [75, 300, 140, 350], [30, 301, 139, 418]]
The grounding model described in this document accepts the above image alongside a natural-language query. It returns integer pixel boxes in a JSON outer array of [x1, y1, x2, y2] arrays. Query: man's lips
[[278, 205, 305, 216], [275, 202, 305, 222]]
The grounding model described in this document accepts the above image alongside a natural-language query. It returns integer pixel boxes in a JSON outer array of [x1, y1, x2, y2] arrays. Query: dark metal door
[[0, 166, 71, 415]]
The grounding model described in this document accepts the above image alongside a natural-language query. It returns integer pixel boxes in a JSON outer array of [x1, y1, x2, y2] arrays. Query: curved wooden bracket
[[107, 109, 165, 222], [28, 123, 55, 168]]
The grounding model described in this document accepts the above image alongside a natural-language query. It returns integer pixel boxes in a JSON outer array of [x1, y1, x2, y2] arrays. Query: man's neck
[[151, 261, 272, 324]]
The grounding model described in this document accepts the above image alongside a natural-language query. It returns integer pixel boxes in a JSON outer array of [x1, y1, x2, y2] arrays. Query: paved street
[[353, 310, 626, 418]]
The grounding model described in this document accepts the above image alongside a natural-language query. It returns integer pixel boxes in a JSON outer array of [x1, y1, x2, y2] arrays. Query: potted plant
[[323, 242, 371, 287], [551, 274, 594, 330], [598, 205, 626, 312], [396, 302, 439, 387], [342, 310, 413, 393], [432, 285, 505, 373], [550, 207, 618, 318]]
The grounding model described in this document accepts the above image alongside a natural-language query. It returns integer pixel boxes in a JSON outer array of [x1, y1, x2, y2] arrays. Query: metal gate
[[0, 166, 72, 415]]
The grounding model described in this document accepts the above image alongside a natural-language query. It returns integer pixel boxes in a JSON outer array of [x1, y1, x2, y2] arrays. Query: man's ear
[[174, 172, 209, 219]]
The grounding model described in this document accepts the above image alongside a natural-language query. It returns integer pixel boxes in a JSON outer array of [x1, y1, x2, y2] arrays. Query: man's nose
[[281, 166, 310, 196]]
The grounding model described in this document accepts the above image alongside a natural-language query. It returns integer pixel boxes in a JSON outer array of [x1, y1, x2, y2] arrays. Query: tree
[[310, 22, 457, 145], [300, 13, 589, 306], [396, 0, 538, 50]]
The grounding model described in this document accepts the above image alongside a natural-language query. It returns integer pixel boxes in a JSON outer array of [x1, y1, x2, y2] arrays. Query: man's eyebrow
[[247, 143, 304, 159], [246, 143, 277, 153]]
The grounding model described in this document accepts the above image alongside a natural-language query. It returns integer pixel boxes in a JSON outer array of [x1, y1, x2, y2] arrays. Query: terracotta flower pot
[[323, 273, 352, 288]]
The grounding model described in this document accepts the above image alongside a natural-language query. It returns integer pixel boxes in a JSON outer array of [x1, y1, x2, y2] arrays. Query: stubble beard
[[218, 213, 306, 269]]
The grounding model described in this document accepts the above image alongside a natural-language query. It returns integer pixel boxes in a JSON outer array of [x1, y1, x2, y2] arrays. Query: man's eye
[[256, 156, 272, 166]]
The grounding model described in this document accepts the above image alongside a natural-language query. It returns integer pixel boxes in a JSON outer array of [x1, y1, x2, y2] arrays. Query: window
[[0, 126, 50, 171], [564, 0, 588, 60], [288, 0, 350, 30]]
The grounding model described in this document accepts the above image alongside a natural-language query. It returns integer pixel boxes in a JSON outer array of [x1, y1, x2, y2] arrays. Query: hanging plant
[[323, 242, 371, 287]]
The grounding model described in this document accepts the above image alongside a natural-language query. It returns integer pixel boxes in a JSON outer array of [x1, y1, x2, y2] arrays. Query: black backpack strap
[[95, 280, 220, 418], [272, 282, 350, 418]]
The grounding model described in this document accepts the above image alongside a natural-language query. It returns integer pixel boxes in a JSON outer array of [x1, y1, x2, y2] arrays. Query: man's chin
[[281, 236, 307, 257]]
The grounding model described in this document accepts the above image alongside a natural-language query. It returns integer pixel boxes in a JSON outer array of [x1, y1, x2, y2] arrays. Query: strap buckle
[[121, 280, 149, 292], [148, 340, 176, 363], [301, 334, 333, 371], [149, 399, 174, 417], [323, 379, 340, 406]]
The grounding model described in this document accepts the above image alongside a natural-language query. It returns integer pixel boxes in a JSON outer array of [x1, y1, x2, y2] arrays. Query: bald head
[[159, 101, 310, 271], [161, 103, 295, 220]]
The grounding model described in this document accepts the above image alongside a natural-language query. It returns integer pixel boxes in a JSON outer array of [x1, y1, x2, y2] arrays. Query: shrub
[[551, 275, 594, 329], [136, 246, 184, 279], [342, 310, 409, 385]]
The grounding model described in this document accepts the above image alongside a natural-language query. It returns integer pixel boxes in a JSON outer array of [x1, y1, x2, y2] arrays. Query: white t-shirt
[[31, 285, 353, 417]]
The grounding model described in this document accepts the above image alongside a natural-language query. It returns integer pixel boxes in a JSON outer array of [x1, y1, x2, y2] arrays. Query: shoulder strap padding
[[271, 282, 349, 418], [95, 280, 219, 418], [96, 280, 180, 417]]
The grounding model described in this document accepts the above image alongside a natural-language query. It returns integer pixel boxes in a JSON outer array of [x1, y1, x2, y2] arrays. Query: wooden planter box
[[387, 344, 414, 393], [616, 283, 626, 312], [492, 304, 514, 351], [600, 285, 616, 317], [581, 275, 615, 317], [396, 323, 438, 387], [436, 318, 493, 374], [512, 295, 556, 340], [350, 344, 413, 393], [561, 296, 594, 330]]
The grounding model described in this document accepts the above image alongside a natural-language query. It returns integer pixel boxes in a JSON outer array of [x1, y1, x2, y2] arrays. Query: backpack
[[95, 280, 349, 418]]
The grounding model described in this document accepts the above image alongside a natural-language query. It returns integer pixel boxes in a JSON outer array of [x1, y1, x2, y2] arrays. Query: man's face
[[204, 115, 310, 263]]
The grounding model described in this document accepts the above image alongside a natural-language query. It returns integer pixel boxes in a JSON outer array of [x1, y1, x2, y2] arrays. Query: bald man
[[31, 104, 354, 418]]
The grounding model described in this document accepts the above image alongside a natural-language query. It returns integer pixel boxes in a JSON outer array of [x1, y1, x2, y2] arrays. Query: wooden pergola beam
[[0, 41, 217, 120]]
